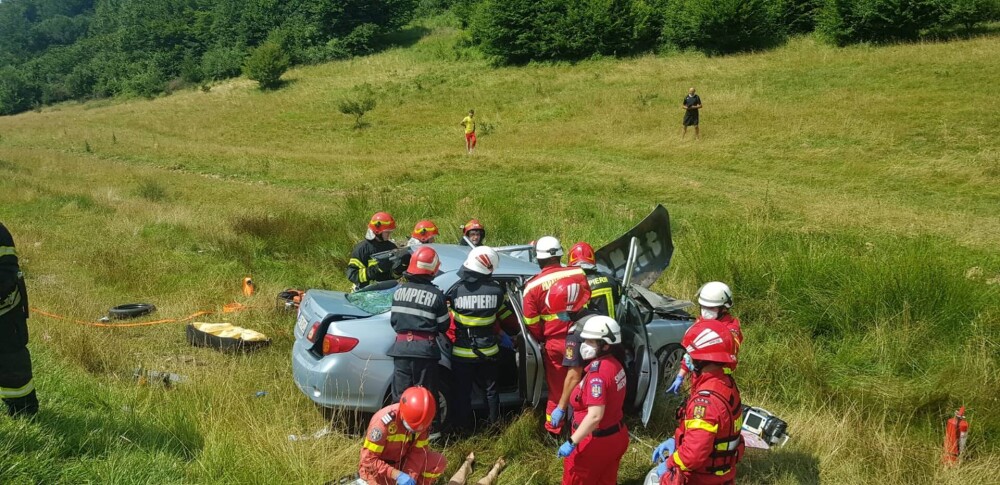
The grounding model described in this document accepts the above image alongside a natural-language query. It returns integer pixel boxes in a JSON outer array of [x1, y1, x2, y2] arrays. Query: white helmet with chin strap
[[579, 315, 621, 345], [697, 281, 733, 309], [463, 246, 499, 275], [534, 236, 563, 259]]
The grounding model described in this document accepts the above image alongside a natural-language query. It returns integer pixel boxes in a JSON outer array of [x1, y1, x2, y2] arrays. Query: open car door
[[616, 237, 660, 426], [595, 204, 674, 288], [505, 281, 545, 409]]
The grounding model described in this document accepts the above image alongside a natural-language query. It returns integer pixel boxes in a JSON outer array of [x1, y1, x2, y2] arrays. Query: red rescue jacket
[[358, 403, 433, 483], [669, 367, 744, 484], [521, 265, 587, 342]]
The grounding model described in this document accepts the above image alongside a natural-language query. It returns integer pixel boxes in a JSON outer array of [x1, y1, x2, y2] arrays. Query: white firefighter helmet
[[579, 315, 621, 345], [697, 281, 733, 309], [463, 246, 499, 275], [534, 236, 563, 259]]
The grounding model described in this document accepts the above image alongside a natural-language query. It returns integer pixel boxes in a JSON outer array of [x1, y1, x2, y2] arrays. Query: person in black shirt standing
[[682, 87, 702, 140], [388, 246, 450, 408]]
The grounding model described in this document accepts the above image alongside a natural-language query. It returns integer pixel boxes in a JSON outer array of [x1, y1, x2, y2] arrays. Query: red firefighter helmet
[[682, 319, 737, 365], [411, 220, 439, 243], [568, 242, 597, 268], [463, 219, 486, 242], [399, 386, 436, 432], [545, 277, 591, 314], [406, 246, 440, 276], [368, 212, 397, 235]]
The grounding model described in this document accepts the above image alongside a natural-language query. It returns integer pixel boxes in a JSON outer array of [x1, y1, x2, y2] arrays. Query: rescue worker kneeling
[[359, 386, 447, 485], [652, 319, 743, 485], [557, 316, 628, 485]]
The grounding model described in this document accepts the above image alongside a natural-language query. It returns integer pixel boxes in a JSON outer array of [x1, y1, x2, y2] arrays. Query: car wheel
[[435, 367, 452, 427], [656, 344, 684, 387]]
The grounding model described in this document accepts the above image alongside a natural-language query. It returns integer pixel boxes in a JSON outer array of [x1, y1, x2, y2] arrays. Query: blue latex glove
[[499, 332, 514, 350], [666, 374, 684, 395], [656, 461, 668, 478], [550, 406, 565, 428], [557, 440, 576, 458], [651, 438, 676, 463], [396, 472, 416, 485]]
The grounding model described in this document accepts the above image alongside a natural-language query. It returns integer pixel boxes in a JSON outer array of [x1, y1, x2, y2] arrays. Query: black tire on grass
[[108, 303, 156, 320]]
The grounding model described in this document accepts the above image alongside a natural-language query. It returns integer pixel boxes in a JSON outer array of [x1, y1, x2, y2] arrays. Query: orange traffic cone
[[243, 277, 255, 297]]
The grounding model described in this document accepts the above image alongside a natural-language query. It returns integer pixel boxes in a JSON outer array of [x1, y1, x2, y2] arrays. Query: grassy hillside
[[1, 16, 998, 484]]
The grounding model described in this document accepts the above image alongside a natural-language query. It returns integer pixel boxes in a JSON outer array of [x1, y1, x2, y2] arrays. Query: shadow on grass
[[22, 404, 204, 461], [377, 25, 432, 51], [741, 449, 821, 484]]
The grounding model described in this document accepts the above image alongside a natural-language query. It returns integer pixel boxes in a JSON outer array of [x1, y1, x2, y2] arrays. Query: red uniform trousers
[[543, 337, 568, 435], [562, 427, 629, 485]]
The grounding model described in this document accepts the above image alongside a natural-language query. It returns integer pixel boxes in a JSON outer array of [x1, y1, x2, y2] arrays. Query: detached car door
[[505, 281, 545, 409]]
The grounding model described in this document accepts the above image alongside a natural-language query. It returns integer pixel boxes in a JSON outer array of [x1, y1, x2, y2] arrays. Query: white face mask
[[701, 307, 719, 320], [580, 342, 598, 361]]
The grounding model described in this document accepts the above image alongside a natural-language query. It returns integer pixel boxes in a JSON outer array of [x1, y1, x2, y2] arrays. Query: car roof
[[425, 243, 539, 277]]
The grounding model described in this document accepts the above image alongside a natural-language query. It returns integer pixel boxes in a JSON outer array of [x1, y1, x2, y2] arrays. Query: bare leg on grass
[[475, 457, 506, 485], [447, 453, 476, 485]]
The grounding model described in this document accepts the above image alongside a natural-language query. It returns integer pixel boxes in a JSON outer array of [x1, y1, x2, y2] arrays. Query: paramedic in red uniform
[[520, 236, 589, 435], [666, 281, 743, 394], [652, 319, 744, 485], [544, 277, 593, 432], [557, 316, 628, 485], [359, 386, 447, 485]]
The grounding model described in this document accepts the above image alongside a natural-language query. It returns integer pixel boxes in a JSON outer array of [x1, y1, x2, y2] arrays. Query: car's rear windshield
[[345, 283, 397, 315]]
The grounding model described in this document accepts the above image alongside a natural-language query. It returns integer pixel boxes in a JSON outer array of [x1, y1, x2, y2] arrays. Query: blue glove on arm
[[656, 461, 669, 478], [651, 437, 676, 463], [499, 332, 514, 350], [557, 440, 576, 458], [396, 472, 416, 485], [550, 406, 565, 428], [666, 374, 684, 395]]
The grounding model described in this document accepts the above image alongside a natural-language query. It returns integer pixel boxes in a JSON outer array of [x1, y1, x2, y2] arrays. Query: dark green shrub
[[785, 0, 824, 33], [201, 46, 248, 81], [661, 0, 788, 55], [817, 0, 942, 46], [338, 90, 377, 129], [342, 23, 382, 55], [243, 42, 290, 90], [471, 0, 660, 64], [939, 0, 1000, 33], [0, 66, 40, 115]]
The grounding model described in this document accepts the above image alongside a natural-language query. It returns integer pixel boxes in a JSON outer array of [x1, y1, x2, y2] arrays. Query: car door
[[505, 280, 545, 409], [616, 236, 659, 426], [595, 204, 674, 288]]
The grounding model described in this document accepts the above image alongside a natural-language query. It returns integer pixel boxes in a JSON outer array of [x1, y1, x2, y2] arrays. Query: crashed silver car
[[291, 205, 694, 425]]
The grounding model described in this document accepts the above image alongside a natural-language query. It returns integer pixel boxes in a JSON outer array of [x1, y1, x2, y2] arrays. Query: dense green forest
[[0, 0, 997, 115]]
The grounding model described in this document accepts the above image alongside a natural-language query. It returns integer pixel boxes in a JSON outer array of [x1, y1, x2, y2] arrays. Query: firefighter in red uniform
[[557, 316, 629, 485], [667, 281, 742, 394], [652, 319, 744, 485], [460, 220, 486, 247], [359, 386, 447, 485], [348, 212, 401, 290], [520, 236, 589, 435], [567, 242, 622, 318]]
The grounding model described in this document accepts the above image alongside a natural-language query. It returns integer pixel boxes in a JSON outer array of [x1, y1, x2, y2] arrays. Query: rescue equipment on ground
[[741, 405, 790, 449], [276, 288, 305, 311], [243, 277, 255, 296], [186, 322, 270, 352], [108, 303, 156, 320], [943, 406, 969, 465]]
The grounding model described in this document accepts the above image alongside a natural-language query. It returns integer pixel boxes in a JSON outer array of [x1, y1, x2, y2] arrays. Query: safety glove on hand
[[549, 406, 565, 428], [395, 472, 416, 485], [666, 375, 684, 395], [499, 332, 514, 350], [652, 438, 676, 463], [557, 440, 576, 458]]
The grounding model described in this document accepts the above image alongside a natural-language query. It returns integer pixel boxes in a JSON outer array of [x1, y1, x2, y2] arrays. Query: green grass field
[[1, 16, 998, 484]]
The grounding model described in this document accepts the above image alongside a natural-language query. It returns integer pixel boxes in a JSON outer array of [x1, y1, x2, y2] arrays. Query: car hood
[[595, 204, 674, 288]]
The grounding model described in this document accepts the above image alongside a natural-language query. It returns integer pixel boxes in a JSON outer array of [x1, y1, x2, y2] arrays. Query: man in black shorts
[[682, 87, 702, 140]]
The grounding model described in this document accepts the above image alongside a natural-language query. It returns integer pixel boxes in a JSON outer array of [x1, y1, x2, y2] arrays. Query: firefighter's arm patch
[[589, 377, 604, 398], [565, 345, 574, 360], [369, 427, 384, 442], [693, 405, 706, 419]]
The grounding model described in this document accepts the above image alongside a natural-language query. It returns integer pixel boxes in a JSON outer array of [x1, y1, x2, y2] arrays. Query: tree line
[[0, 0, 418, 115], [1, 0, 997, 115]]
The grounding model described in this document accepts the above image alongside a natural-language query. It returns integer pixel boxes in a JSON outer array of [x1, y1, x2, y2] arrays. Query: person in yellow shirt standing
[[460, 109, 476, 155]]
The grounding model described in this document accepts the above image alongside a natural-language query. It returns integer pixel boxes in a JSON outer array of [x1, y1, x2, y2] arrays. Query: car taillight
[[322, 335, 359, 355], [306, 322, 322, 342]]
